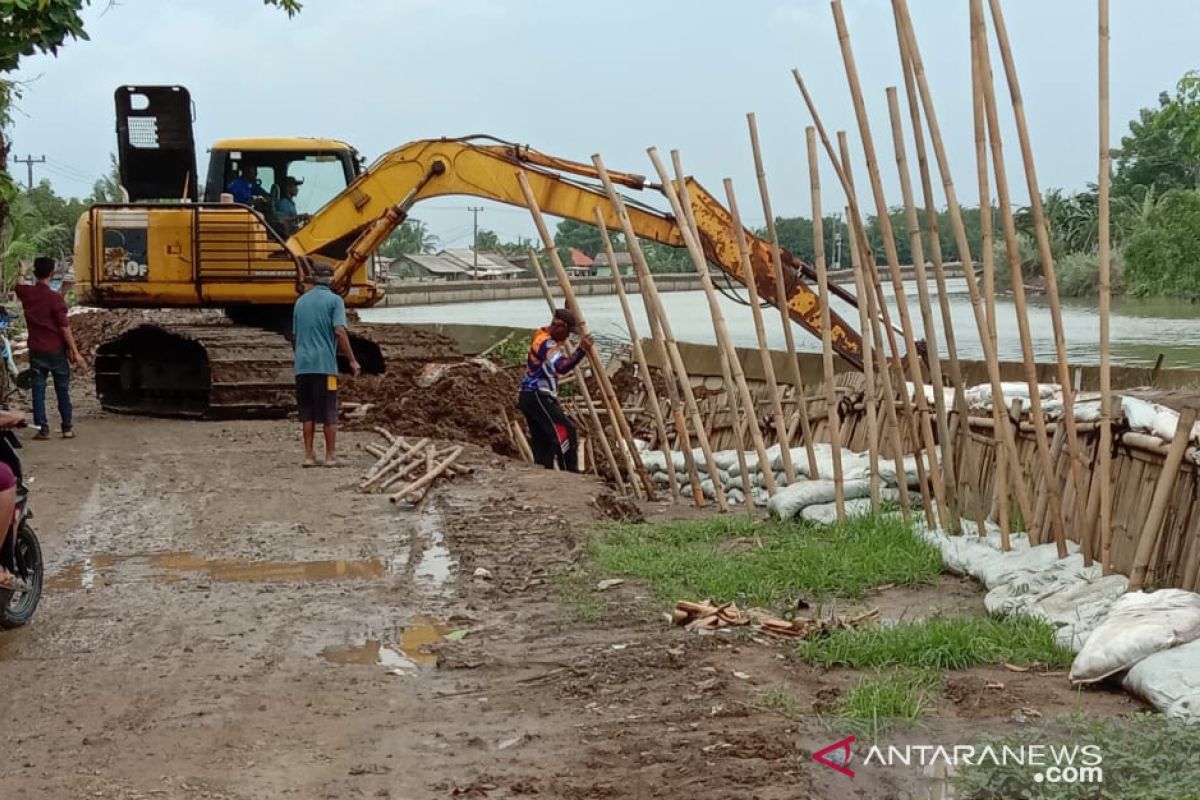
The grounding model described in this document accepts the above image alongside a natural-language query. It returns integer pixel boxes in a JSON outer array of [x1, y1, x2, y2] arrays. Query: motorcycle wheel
[[1, 522, 44, 629]]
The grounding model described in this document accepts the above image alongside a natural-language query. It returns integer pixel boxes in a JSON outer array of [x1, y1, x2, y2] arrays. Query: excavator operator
[[226, 164, 269, 205], [517, 309, 593, 471]]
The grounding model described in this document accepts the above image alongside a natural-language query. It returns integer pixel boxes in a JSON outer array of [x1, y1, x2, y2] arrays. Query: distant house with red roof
[[566, 247, 595, 277]]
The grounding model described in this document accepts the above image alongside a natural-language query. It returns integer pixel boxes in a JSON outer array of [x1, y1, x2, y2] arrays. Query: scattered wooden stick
[[389, 446, 464, 504]]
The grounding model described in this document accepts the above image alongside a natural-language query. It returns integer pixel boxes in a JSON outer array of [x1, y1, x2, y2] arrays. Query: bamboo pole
[[807, 128, 846, 520], [723, 178, 799, 496], [652, 147, 778, 498], [971, 0, 1068, 557], [516, 172, 656, 501], [834, 128, 932, 520], [591, 153, 728, 511], [1098, 0, 1115, 573], [889, 0, 1034, 538], [893, 4, 985, 536], [746, 112, 814, 479], [667, 155, 755, 506], [831, 1, 947, 527], [969, 1, 1014, 541], [830, 129, 913, 518], [985, 0, 1088, 545], [884, 86, 960, 532], [593, 208, 681, 503], [1129, 409, 1197, 589], [846, 204, 882, 509], [526, 249, 626, 491]]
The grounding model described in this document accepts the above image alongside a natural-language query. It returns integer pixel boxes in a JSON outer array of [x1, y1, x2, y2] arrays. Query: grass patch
[[835, 669, 941, 738], [590, 512, 941, 607], [955, 712, 1200, 800], [800, 615, 1074, 670], [758, 684, 803, 718], [551, 571, 605, 624]]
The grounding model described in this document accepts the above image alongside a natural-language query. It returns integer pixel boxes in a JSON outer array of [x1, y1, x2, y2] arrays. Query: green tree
[[379, 218, 437, 257], [1124, 188, 1200, 297], [1113, 70, 1200, 196]]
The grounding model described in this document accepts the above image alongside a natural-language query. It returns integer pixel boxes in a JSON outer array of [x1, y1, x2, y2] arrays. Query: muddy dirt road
[[0, 400, 1140, 799]]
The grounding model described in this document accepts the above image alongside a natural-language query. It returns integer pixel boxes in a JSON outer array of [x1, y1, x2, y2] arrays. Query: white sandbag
[[711, 449, 741, 472], [876, 454, 927, 490], [727, 488, 745, 506], [964, 381, 1057, 412], [975, 541, 1079, 590], [1070, 589, 1200, 684], [1074, 399, 1102, 423], [1150, 406, 1200, 445], [752, 488, 770, 507], [1121, 396, 1160, 435], [799, 489, 903, 525], [1123, 639, 1200, 720], [767, 477, 872, 519]]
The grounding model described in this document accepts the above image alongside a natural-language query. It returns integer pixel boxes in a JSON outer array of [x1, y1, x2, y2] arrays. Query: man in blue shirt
[[293, 262, 360, 467], [227, 164, 269, 205], [274, 176, 305, 234]]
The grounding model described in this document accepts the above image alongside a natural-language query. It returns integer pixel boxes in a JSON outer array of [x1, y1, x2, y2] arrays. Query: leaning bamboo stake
[[593, 207, 681, 503], [890, 0, 1034, 537], [972, 0, 1068, 557], [824, 119, 912, 518], [893, 6, 984, 536], [591, 155, 725, 510], [389, 446, 464, 503], [1098, 0, 1115, 572], [527, 249, 627, 492], [832, 0, 947, 529], [512, 421, 535, 464], [968, 2, 1015, 541], [746, 112, 814, 479], [986, 0, 1088, 545], [834, 128, 931, 519], [884, 87, 959, 531], [723, 178, 797, 493], [657, 147, 778, 498], [1129, 409, 1197, 589], [807, 128, 846, 520], [846, 205, 881, 509], [517, 174, 656, 500]]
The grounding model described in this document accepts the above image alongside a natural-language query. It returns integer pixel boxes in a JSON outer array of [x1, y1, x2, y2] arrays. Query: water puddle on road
[[320, 615, 448, 673], [414, 507, 455, 590], [45, 552, 387, 590]]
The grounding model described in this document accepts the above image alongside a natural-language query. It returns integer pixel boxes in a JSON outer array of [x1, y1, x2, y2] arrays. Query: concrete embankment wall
[[418, 322, 1200, 590], [380, 263, 964, 307]]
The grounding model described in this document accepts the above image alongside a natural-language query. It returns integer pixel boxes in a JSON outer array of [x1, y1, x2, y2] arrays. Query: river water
[[361, 278, 1200, 368]]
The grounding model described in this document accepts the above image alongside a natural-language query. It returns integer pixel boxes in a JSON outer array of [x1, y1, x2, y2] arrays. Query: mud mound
[[69, 308, 228, 358], [343, 358, 520, 455]]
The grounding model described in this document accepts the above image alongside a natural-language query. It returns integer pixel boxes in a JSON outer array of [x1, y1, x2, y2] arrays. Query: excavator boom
[[288, 137, 864, 368]]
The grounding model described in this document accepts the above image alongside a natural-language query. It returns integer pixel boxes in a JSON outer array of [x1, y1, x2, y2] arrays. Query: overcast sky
[[7, 0, 1197, 248]]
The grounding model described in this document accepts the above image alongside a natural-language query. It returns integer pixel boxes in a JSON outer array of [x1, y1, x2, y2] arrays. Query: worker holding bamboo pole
[[516, 307, 595, 471]]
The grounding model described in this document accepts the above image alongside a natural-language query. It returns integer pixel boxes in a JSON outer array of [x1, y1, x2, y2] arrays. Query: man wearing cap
[[274, 176, 307, 235], [292, 262, 360, 467], [517, 308, 594, 470]]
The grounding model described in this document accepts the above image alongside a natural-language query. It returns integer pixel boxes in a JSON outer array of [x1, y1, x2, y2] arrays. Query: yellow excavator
[[75, 85, 867, 417]]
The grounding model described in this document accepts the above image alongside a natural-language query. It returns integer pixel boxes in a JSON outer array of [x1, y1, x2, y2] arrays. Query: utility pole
[[468, 206, 484, 278], [13, 154, 46, 189]]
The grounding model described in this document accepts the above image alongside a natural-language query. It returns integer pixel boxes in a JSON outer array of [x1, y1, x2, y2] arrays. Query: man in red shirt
[[15, 257, 86, 440]]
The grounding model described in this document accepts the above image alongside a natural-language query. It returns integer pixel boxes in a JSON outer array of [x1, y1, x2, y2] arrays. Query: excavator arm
[[287, 137, 865, 368]]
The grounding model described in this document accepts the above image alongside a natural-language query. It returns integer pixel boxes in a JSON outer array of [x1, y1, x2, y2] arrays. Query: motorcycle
[[0, 423, 43, 628]]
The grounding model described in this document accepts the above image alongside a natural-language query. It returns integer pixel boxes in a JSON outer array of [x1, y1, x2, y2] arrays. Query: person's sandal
[[62, 429, 76, 439], [32, 429, 50, 441]]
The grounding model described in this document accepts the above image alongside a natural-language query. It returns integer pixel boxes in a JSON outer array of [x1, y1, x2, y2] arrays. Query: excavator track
[[93, 315, 427, 419]]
